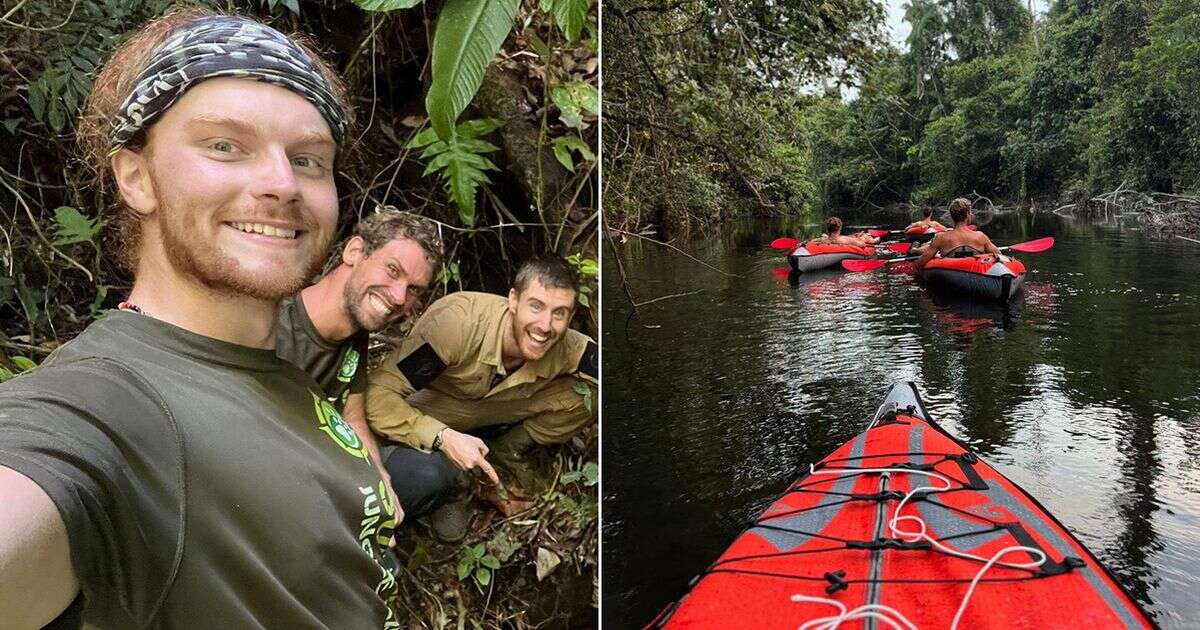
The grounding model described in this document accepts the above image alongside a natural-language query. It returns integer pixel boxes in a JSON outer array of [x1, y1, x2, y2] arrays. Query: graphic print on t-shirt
[[338, 347, 360, 383], [312, 392, 367, 459]]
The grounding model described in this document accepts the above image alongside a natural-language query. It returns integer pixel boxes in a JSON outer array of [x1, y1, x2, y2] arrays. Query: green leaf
[[456, 117, 504, 138], [12, 356, 37, 372], [560, 470, 582, 483], [280, 0, 300, 14], [562, 135, 595, 162], [552, 138, 575, 172], [52, 206, 105, 246], [527, 32, 551, 59], [577, 292, 589, 307], [456, 557, 473, 580], [353, 0, 425, 10], [474, 566, 491, 586], [2, 118, 19, 135], [545, 0, 593, 44], [413, 119, 501, 225], [426, 0, 520, 139], [0, 366, 13, 383], [89, 285, 110, 317], [71, 55, 94, 73], [48, 102, 65, 132], [563, 81, 599, 114], [472, 542, 487, 559], [573, 379, 594, 412], [407, 127, 442, 149], [552, 88, 582, 128], [552, 135, 595, 172], [63, 85, 79, 114], [28, 81, 46, 122], [480, 554, 501, 570], [582, 461, 598, 486], [551, 82, 598, 129], [15, 274, 40, 326]]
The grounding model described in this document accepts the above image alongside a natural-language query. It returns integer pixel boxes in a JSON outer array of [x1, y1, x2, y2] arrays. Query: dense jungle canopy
[[603, 0, 1200, 233]]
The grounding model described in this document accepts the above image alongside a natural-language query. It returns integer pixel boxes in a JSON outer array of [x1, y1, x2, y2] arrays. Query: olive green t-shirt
[[0, 311, 399, 629], [277, 295, 369, 411]]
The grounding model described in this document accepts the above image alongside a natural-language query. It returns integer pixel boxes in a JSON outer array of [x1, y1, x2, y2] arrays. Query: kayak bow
[[649, 381, 1154, 629]]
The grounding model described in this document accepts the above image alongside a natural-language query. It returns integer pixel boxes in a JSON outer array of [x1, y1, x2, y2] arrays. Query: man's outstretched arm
[[0, 465, 79, 628]]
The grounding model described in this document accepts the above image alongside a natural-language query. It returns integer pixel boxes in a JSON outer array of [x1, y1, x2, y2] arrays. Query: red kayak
[[789, 242, 875, 274], [902, 224, 947, 244], [649, 382, 1154, 629], [921, 254, 1026, 302]]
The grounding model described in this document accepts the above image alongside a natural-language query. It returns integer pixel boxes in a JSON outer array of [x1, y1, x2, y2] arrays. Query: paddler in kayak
[[811, 217, 880, 246], [905, 206, 948, 233], [913, 198, 1005, 268]]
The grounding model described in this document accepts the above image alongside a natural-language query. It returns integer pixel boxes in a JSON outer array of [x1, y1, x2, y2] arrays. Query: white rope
[[791, 594, 919, 630], [790, 463, 1050, 629]]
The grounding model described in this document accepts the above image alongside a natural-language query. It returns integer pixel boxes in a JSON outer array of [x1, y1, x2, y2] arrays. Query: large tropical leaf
[[427, 0, 520, 139], [351, 0, 425, 10], [541, 0, 593, 44]]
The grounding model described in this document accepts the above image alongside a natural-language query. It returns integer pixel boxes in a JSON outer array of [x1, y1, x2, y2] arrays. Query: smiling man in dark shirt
[[0, 10, 399, 628], [277, 208, 442, 519]]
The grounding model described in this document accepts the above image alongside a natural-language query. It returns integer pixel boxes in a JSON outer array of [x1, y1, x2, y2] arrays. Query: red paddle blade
[[886, 242, 912, 254], [868, 229, 889, 239], [842, 258, 888, 272], [770, 237, 801, 251], [1008, 236, 1055, 253], [966, 224, 978, 231], [772, 266, 792, 280]]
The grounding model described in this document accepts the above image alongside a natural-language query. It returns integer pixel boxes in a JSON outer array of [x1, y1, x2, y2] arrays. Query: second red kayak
[[789, 242, 875, 273]]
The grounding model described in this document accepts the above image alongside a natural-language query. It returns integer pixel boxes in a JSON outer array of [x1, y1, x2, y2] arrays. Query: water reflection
[[602, 211, 1200, 628]]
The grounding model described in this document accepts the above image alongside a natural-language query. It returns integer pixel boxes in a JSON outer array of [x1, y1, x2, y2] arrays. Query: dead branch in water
[[1057, 188, 1200, 236]]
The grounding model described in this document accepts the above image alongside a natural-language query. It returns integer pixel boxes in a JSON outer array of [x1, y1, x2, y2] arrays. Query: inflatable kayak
[[904, 224, 948, 243], [920, 254, 1025, 302], [789, 242, 874, 274], [649, 381, 1153, 629]]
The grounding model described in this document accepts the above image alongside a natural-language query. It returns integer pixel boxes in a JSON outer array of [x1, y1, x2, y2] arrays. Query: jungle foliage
[[603, 0, 1200, 233], [1, 0, 597, 627]]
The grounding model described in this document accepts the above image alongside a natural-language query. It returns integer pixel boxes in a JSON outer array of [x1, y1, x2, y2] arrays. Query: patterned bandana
[[108, 15, 347, 154]]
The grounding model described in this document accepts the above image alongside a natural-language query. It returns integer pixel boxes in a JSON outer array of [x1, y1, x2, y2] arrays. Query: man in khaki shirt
[[366, 256, 597, 540]]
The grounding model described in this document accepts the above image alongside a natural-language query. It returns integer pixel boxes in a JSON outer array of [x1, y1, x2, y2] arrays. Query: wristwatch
[[431, 427, 446, 452]]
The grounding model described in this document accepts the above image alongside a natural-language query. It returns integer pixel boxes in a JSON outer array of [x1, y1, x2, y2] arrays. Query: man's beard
[[342, 272, 391, 332], [155, 188, 329, 301]]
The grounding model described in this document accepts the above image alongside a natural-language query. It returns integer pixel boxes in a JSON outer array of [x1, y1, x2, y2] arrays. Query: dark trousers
[[382, 443, 460, 519]]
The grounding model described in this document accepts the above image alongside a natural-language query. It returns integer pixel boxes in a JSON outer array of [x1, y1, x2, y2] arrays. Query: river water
[[601, 210, 1200, 628]]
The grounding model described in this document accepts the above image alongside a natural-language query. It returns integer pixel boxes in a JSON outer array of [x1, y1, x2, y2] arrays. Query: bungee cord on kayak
[[792, 463, 1050, 630], [649, 382, 1154, 629]]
